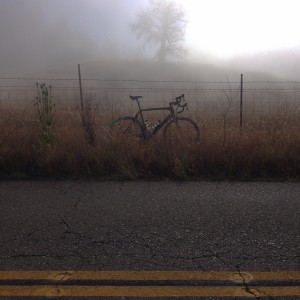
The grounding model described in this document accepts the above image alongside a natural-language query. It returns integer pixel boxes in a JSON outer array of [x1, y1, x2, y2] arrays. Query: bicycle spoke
[[111, 117, 143, 143], [163, 117, 200, 147]]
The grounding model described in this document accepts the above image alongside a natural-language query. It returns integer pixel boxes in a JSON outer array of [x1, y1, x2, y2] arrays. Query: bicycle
[[111, 94, 200, 145]]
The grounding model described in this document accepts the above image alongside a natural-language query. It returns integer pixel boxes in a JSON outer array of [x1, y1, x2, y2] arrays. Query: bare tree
[[131, 0, 187, 62]]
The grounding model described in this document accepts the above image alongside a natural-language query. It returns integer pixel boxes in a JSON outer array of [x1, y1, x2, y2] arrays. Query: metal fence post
[[78, 64, 84, 116], [240, 74, 243, 129]]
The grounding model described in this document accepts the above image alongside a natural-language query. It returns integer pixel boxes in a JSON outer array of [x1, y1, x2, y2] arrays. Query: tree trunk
[[158, 38, 166, 63]]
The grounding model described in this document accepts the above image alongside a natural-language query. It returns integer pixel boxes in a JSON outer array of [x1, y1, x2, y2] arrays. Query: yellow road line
[[0, 271, 299, 297], [0, 271, 299, 281], [0, 285, 299, 297]]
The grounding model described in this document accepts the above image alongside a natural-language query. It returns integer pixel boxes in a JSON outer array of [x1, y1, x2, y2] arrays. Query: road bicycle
[[111, 94, 200, 145]]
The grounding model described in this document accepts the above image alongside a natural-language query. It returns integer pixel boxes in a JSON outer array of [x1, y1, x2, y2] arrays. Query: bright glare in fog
[[179, 0, 300, 57], [2, 0, 300, 77]]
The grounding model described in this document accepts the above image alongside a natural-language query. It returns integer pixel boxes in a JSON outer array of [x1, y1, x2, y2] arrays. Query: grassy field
[[1, 102, 300, 180]]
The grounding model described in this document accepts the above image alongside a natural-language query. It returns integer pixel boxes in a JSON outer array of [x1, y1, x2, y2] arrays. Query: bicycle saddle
[[130, 95, 143, 101]]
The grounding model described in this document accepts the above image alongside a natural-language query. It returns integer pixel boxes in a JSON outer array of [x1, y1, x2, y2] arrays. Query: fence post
[[78, 64, 84, 116], [240, 73, 243, 129]]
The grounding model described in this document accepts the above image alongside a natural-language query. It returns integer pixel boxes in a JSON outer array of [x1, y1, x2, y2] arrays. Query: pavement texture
[[0, 181, 299, 273]]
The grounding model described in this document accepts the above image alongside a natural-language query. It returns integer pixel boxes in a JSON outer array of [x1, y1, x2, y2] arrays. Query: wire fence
[[1, 77, 300, 117]]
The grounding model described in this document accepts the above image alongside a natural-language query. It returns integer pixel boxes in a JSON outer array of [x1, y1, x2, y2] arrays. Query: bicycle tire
[[163, 117, 200, 146], [111, 117, 144, 142]]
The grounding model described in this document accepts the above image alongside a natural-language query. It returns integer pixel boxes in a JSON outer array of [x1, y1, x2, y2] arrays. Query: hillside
[[38, 59, 281, 83]]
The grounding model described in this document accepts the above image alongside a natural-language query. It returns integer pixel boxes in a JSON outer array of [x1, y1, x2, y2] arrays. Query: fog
[[1, 0, 300, 80], [0, 0, 145, 76]]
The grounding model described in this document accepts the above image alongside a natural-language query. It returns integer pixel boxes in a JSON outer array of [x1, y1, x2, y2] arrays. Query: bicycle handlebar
[[176, 102, 187, 113], [170, 94, 187, 113], [175, 94, 185, 104], [170, 94, 183, 105]]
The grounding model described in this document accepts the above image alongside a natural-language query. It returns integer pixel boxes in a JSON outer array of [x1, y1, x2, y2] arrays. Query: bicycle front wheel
[[111, 117, 143, 143], [163, 117, 200, 146]]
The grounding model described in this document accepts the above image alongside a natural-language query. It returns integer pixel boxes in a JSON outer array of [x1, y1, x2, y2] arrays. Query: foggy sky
[[1, 0, 300, 80], [0, 0, 144, 75]]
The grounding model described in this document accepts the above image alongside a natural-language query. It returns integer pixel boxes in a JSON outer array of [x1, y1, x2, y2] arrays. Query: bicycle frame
[[133, 100, 176, 138]]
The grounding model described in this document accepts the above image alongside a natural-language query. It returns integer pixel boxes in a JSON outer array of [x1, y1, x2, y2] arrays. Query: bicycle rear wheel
[[111, 117, 144, 142], [163, 117, 200, 147]]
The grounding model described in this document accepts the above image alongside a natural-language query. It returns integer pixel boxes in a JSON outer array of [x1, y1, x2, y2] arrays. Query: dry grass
[[1, 103, 300, 180]]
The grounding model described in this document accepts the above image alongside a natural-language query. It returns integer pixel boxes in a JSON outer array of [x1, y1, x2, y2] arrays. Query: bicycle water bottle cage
[[130, 95, 143, 101]]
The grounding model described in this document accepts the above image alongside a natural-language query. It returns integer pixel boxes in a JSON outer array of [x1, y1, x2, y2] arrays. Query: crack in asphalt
[[54, 220, 229, 267], [53, 271, 76, 280], [0, 231, 35, 246], [1, 254, 67, 260], [1, 182, 299, 272], [1, 183, 84, 253], [2, 220, 297, 270], [1, 213, 298, 270], [205, 249, 231, 265], [53, 182, 85, 216], [53, 182, 89, 270], [60, 218, 71, 234], [236, 265, 263, 299]]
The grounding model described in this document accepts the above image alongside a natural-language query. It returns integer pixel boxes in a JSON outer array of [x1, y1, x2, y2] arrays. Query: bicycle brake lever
[[176, 94, 185, 105]]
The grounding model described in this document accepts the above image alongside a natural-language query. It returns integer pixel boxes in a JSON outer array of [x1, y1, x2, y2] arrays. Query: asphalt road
[[1, 180, 299, 271], [0, 181, 299, 298]]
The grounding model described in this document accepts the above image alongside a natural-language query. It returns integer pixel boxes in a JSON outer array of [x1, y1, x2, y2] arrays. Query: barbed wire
[[2, 86, 300, 93], [2, 77, 300, 84], [1, 77, 300, 114]]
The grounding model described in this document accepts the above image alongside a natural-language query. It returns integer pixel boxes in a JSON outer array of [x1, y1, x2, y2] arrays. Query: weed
[[34, 83, 55, 147], [80, 94, 98, 146]]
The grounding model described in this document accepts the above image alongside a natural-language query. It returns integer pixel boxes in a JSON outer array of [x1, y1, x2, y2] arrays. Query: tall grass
[[0, 100, 300, 179]]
